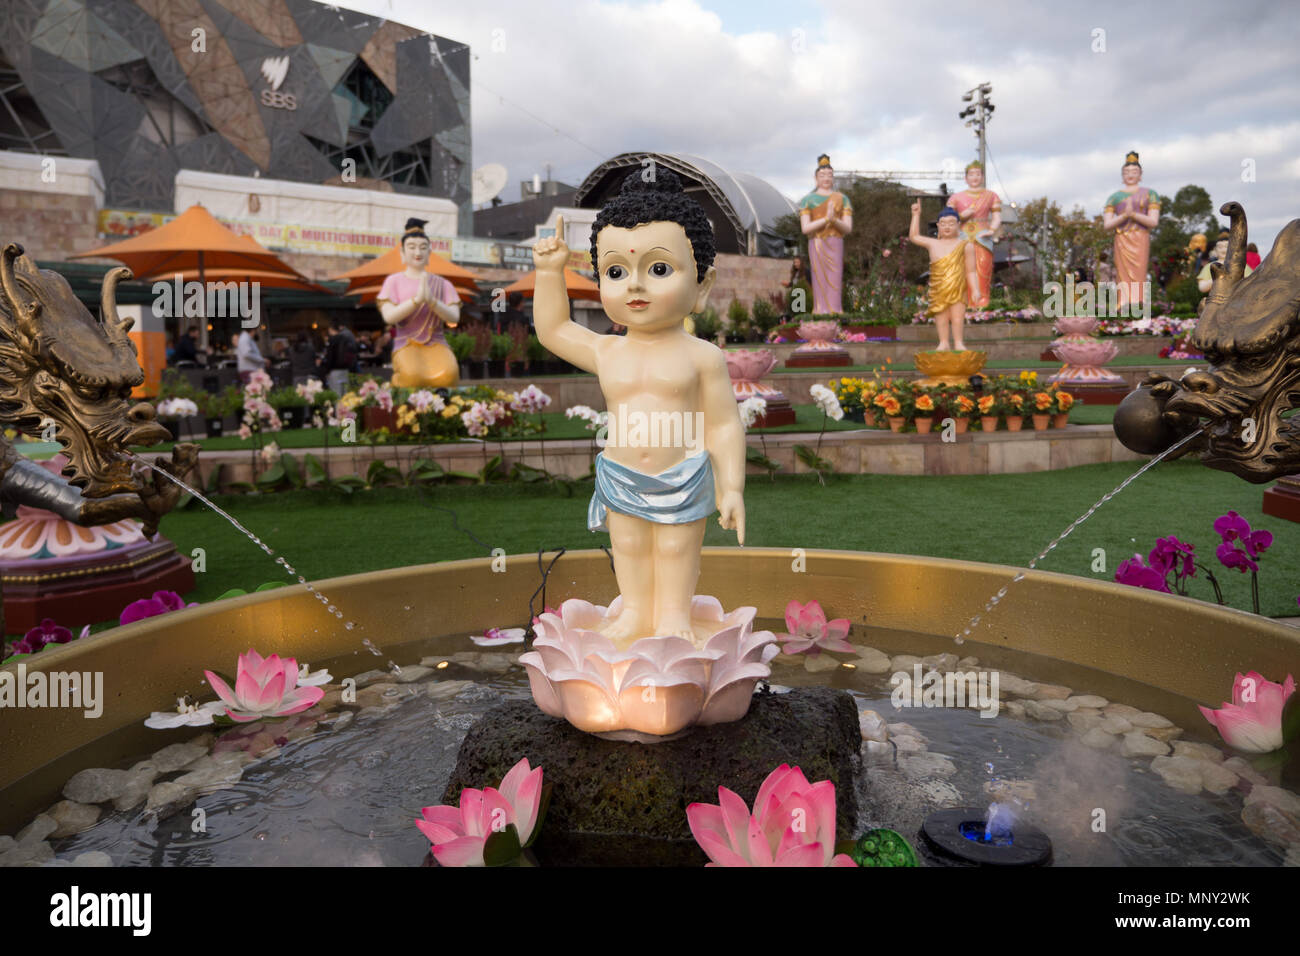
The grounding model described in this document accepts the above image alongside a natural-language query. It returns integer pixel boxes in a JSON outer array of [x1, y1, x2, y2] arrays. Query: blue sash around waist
[[587, 451, 716, 532]]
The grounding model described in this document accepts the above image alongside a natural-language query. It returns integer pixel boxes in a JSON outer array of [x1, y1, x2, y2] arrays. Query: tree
[[1150, 183, 1218, 267], [1009, 198, 1106, 281]]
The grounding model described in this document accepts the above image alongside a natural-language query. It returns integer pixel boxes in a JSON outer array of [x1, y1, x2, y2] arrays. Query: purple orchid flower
[[1213, 511, 1273, 558], [120, 590, 198, 626], [1148, 535, 1196, 580], [1216, 541, 1258, 574], [1115, 554, 1171, 593], [5, 619, 89, 657]]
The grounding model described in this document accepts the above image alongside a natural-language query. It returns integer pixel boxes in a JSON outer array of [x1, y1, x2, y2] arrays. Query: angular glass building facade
[[0, 0, 471, 230]]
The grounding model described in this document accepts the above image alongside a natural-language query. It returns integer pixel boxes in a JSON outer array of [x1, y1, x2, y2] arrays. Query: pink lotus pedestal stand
[[1049, 315, 1130, 403], [785, 320, 851, 368], [725, 348, 796, 427]]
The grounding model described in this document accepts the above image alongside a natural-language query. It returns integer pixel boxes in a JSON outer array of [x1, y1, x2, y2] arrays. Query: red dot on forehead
[[630, 248, 634, 253]]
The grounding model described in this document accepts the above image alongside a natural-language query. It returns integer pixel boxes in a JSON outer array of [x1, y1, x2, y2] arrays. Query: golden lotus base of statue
[[914, 350, 988, 386]]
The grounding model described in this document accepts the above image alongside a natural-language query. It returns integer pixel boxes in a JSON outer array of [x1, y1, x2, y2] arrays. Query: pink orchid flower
[[779, 599, 853, 654], [687, 764, 857, 867], [1198, 671, 1295, 754], [120, 590, 198, 626], [416, 758, 544, 867], [203, 649, 325, 723]]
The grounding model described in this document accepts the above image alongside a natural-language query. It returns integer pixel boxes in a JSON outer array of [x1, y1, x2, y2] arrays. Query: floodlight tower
[[958, 83, 995, 170]]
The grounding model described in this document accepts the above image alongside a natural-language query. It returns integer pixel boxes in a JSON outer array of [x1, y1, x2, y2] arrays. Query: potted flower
[[831, 377, 868, 423], [1031, 389, 1054, 430], [912, 386, 937, 434], [1053, 388, 1075, 428], [1002, 387, 1026, 431], [155, 396, 198, 440], [269, 386, 309, 429], [976, 390, 1001, 431], [876, 386, 906, 432], [947, 388, 975, 434]]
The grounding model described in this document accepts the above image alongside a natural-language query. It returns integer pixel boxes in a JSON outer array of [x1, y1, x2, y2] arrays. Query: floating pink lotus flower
[[687, 764, 857, 867], [1198, 671, 1295, 754], [520, 596, 779, 736], [203, 649, 325, 723], [780, 600, 853, 654], [120, 590, 198, 626], [416, 757, 546, 867]]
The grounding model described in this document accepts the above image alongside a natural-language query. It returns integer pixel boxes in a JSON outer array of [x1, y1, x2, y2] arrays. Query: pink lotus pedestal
[[0, 506, 194, 632], [520, 596, 779, 741], [725, 348, 797, 426], [1050, 315, 1123, 385], [786, 320, 851, 368]]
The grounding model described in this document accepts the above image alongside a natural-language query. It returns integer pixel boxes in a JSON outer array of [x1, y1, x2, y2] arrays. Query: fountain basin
[[2, 548, 1297, 832]]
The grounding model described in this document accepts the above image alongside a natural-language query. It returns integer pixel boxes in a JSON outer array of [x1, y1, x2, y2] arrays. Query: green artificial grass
[[69, 458, 1296, 640]]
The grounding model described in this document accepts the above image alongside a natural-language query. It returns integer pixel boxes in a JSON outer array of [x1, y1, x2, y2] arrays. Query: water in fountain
[[121, 451, 385, 661], [954, 428, 1204, 643]]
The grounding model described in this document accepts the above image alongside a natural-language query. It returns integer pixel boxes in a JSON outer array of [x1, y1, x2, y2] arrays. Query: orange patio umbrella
[[71, 204, 311, 283], [331, 244, 479, 292], [70, 204, 320, 396], [502, 267, 601, 301]]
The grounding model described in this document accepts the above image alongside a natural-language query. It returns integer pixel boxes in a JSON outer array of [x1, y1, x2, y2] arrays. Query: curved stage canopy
[[574, 152, 796, 257]]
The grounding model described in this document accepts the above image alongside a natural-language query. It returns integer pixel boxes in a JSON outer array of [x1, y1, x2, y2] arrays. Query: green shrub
[[690, 306, 720, 340], [751, 296, 781, 333], [489, 333, 512, 361], [446, 332, 474, 362]]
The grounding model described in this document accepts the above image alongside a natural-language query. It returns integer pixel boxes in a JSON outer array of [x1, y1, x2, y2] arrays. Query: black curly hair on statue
[[590, 168, 716, 285]]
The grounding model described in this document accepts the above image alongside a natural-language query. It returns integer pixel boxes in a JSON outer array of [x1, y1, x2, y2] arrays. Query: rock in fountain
[[443, 685, 860, 866]]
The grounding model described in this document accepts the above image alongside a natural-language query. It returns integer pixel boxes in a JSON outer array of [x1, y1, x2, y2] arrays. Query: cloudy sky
[[339, 0, 1299, 249]]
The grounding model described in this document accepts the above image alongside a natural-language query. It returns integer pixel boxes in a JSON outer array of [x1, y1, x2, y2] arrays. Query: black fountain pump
[[920, 808, 1052, 866]]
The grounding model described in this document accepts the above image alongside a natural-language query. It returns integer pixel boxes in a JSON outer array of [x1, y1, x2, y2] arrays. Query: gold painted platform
[[915, 350, 988, 386]]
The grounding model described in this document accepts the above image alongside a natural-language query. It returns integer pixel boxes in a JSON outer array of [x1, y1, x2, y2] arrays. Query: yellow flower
[[442, 405, 459, 418]]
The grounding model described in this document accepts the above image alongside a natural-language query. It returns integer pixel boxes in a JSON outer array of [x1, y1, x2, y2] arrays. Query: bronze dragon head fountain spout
[[1114, 202, 1300, 483], [0, 244, 196, 540]]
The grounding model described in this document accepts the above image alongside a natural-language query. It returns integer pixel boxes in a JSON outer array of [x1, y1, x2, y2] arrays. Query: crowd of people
[[167, 322, 390, 390]]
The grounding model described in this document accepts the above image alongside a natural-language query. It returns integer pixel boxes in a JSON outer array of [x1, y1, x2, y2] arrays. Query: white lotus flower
[[144, 696, 226, 729], [297, 663, 333, 686]]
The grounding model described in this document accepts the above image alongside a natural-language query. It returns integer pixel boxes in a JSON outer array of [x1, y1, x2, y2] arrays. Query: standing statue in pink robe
[[798, 154, 852, 314]]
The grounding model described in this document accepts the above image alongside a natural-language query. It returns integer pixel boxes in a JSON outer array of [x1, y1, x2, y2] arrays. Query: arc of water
[[955, 428, 1204, 642], [121, 451, 380, 656]]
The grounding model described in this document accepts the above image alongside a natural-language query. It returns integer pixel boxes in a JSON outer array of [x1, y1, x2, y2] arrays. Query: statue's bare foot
[[655, 612, 696, 643], [936, 342, 950, 352], [954, 342, 967, 352], [600, 606, 652, 641]]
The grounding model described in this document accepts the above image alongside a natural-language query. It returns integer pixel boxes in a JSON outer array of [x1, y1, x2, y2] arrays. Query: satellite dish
[[472, 163, 508, 205]]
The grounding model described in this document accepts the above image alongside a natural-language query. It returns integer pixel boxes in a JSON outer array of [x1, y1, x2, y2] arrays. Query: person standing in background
[[236, 327, 267, 385]]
